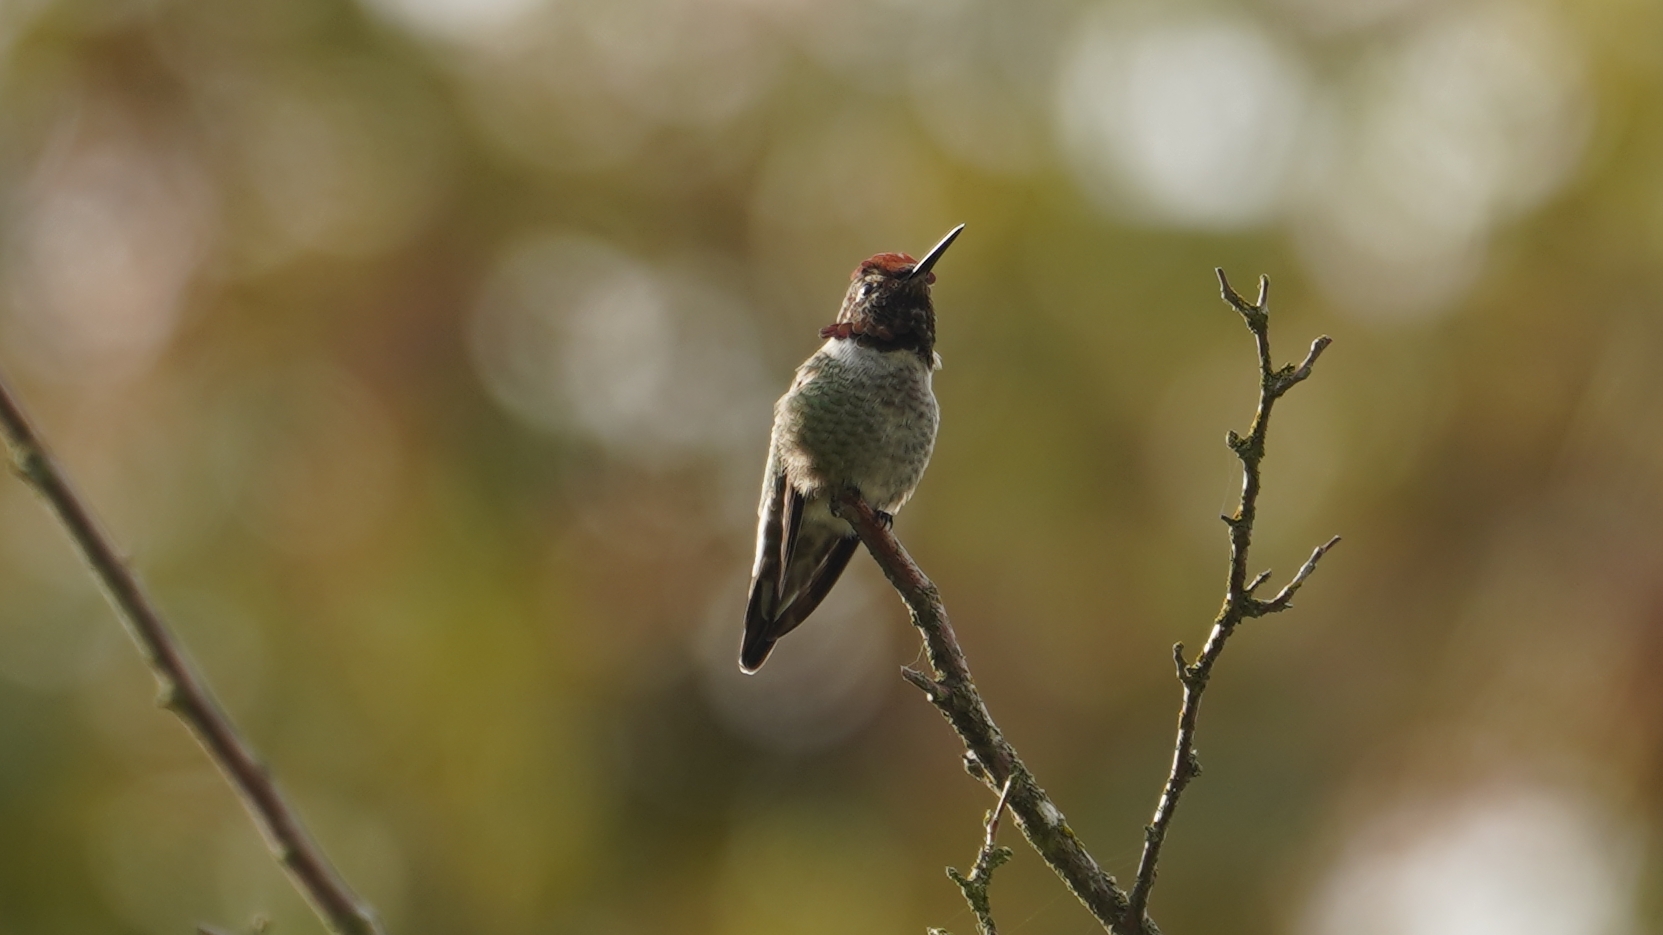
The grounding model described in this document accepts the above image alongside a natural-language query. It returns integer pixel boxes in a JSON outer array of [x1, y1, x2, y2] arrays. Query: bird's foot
[[829, 489, 892, 530]]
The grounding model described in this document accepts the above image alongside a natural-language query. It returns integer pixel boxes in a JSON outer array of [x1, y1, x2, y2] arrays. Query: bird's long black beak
[[906, 224, 965, 281]]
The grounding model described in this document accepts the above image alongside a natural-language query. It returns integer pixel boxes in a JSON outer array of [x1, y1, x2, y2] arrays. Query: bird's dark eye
[[859, 282, 875, 299]]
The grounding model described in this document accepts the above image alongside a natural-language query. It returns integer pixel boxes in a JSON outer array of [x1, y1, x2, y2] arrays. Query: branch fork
[[830, 492, 1145, 933], [1, 262, 1339, 935], [847, 269, 1339, 935], [1123, 271, 1339, 928], [937, 776, 1018, 935]]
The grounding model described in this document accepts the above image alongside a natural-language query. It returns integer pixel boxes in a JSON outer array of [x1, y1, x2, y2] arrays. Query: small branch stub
[[1249, 535, 1342, 617], [943, 776, 1018, 935]]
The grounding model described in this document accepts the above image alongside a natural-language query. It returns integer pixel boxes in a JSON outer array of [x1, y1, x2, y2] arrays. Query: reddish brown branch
[[0, 375, 385, 935]]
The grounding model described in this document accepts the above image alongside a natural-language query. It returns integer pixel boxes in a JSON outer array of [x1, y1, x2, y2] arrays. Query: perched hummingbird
[[740, 225, 964, 673]]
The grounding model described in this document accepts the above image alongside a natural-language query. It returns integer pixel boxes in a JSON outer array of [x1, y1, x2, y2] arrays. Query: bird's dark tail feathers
[[739, 532, 859, 674]]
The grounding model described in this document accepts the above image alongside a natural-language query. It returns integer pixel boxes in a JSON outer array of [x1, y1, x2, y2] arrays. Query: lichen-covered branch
[[0, 375, 386, 935], [833, 493, 1151, 935], [931, 777, 1016, 935], [1123, 271, 1339, 928]]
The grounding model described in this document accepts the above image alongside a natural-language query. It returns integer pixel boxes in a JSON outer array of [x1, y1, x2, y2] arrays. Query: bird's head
[[821, 224, 964, 363]]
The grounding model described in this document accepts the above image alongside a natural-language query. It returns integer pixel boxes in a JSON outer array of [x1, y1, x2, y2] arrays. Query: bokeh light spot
[[1302, 785, 1641, 935], [696, 567, 893, 755], [357, 0, 546, 43], [468, 234, 771, 466], [1291, 0, 1591, 320], [1057, 6, 1310, 229], [2, 114, 211, 385]]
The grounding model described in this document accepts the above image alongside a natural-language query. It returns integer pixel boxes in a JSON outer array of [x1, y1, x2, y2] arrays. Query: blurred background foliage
[[0, 0, 1660, 932]]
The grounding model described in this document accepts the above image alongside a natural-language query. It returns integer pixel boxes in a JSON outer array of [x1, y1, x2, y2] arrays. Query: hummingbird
[[740, 224, 964, 673]]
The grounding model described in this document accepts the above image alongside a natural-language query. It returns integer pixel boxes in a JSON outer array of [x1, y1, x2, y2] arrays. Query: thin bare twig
[[833, 493, 1152, 935], [836, 268, 1336, 934], [1123, 270, 1339, 927], [937, 776, 1017, 935], [0, 374, 385, 935]]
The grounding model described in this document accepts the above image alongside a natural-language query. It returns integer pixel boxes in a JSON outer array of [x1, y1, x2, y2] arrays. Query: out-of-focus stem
[[0, 375, 386, 935]]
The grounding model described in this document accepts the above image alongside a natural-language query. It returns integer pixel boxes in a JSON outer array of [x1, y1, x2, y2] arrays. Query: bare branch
[[1215, 268, 1264, 316], [985, 775, 1016, 850], [943, 776, 1018, 935], [832, 493, 1150, 934], [834, 268, 1337, 935], [1288, 336, 1332, 387], [1124, 273, 1338, 928], [0, 374, 385, 935], [1251, 535, 1342, 617], [901, 665, 941, 695]]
